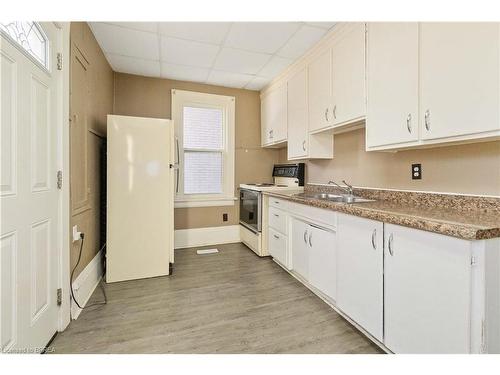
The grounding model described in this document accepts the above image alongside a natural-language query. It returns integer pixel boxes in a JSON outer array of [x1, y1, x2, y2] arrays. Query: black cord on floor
[[70, 233, 107, 313]]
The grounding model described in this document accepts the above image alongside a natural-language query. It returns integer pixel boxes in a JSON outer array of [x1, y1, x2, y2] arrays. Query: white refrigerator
[[106, 115, 175, 283]]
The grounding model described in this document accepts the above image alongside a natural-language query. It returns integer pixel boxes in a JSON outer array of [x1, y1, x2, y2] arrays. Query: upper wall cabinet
[[330, 23, 366, 129], [308, 23, 366, 134], [261, 83, 287, 147], [366, 23, 419, 148], [419, 23, 499, 141], [287, 67, 334, 160], [287, 67, 309, 159], [366, 22, 500, 151], [308, 48, 333, 133]]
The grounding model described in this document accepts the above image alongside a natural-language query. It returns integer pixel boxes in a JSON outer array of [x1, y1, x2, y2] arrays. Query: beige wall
[[70, 22, 114, 277], [279, 128, 500, 196], [113, 73, 280, 229]]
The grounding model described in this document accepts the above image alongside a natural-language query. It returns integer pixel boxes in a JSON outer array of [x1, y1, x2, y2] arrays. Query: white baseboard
[[70, 250, 104, 320], [174, 225, 241, 249]]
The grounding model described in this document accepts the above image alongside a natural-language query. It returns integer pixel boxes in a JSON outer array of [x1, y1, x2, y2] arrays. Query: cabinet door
[[331, 23, 366, 127], [261, 84, 287, 145], [291, 218, 310, 280], [420, 23, 500, 140], [336, 213, 383, 341], [308, 48, 333, 133], [268, 227, 288, 268], [308, 226, 336, 301], [384, 224, 472, 353], [287, 68, 308, 159], [366, 22, 419, 148]]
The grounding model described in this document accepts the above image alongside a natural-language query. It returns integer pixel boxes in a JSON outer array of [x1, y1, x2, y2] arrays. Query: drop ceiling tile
[[160, 63, 210, 83], [106, 53, 161, 77], [206, 70, 253, 89], [305, 22, 336, 30], [258, 56, 293, 78], [277, 25, 327, 60], [89, 22, 159, 60], [106, 22, 158, 33], [224, 22, 301, 54], [214, 48, 270, 75], [160, 36, 220, 68], [245, 76, 271, 91], [158, 22, 232, 45]]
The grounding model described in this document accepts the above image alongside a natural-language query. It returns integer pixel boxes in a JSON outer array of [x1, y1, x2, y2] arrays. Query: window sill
[[174, 197, 237, 208]]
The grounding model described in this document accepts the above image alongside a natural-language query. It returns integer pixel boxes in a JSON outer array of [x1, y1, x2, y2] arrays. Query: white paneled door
[[1, 22, 61, 352]]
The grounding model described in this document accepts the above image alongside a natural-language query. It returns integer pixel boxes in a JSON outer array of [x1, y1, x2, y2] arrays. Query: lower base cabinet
[[336, 213, 384, 341], [291, 218, 310, 280], [308, 225, 336, 301], [384, 223, 472, 353], [290, 218, 337, 301]]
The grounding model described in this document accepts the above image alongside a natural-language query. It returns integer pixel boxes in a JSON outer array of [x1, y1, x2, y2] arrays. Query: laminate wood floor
[[51, 243, 383, 354]]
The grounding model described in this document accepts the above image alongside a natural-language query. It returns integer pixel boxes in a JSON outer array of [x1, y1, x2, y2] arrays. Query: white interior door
[[1, 22, 61, 352]]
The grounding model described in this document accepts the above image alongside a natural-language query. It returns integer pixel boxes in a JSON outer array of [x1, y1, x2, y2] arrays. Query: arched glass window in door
[[0, 22, 49, 69]]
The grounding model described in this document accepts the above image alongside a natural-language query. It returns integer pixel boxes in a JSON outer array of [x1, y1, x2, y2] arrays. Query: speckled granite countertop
[[263, 185, 500, 240]]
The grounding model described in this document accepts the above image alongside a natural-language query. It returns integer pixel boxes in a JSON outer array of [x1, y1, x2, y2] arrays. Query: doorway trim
[[54, 22, 71, 332]]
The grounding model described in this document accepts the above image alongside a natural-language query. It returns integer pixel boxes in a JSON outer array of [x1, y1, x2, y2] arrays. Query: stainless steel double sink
[[293, 192, 375, 204]]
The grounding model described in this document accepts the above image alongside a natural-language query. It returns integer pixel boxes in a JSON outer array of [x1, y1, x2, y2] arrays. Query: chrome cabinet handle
[[333, 104, 337, 119], [325, 107, 329, 122], [302, 140, 306, 151], [424, 110, 431, 131], [308, 231, 312, 247], [371, 229, 377, 250], [388, 233, 394, 256], [406, 113, 412, 133], [269, 129, 274, 138], [274, 234, 279, 239], [303, 230, 308, 244], [274, 200, 279, 205], [273, 213, 279, 217]]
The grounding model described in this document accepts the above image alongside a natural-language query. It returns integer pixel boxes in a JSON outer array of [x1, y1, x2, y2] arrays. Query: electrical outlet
[[411, 163, 422, 180], [72, 225, 82, 242], [223, 213, 228, 222]]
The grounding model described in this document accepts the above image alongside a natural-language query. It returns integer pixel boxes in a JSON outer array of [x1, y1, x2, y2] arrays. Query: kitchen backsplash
[[279, 128, 500, 197]]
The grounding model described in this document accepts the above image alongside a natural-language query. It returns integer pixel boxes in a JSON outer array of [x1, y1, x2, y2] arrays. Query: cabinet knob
[[274, 234, 279, 239], [406, 113, 412, 134], [424, 110, 431, 131], [388, 233, 394, 256]]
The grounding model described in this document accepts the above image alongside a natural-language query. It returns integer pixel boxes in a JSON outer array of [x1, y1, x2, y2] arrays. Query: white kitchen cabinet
[[287, 67, 309, 159], [336, 213, 383, 341], [308, 225, 337, 301], [308, 48, 333, 133], [261, 83, 287, 146], [331, 23, 366, 128], [291, 218, 310, 280], [419, 23, 500, 141], [366, 23, 419, 148], [268, 227, 288, 268], [287, 67, 334, 160], [384, 223, 472, 353]]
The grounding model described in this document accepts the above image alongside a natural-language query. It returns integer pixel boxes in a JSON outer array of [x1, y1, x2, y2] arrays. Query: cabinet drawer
[[269, 197, 288, 210], [268, 207, 287, 234], [269, 227, 288, 268]]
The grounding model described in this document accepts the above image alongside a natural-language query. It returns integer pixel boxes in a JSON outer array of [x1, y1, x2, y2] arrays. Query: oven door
[[239, 188, 262, 233]]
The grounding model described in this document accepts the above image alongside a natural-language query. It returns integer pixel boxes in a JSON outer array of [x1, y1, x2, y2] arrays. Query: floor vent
[[196, 248, 219, 255]]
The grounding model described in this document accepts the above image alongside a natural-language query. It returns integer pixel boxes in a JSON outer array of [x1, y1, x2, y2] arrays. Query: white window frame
[[172, 89, 236, 208]]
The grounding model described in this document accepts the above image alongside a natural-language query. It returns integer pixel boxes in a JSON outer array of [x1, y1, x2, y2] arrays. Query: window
[[0, 22, 49, 69], [172, 90, 235, 208]]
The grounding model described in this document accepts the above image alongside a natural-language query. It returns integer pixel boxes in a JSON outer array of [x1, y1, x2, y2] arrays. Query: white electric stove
[[239, 163, 305, 256]]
